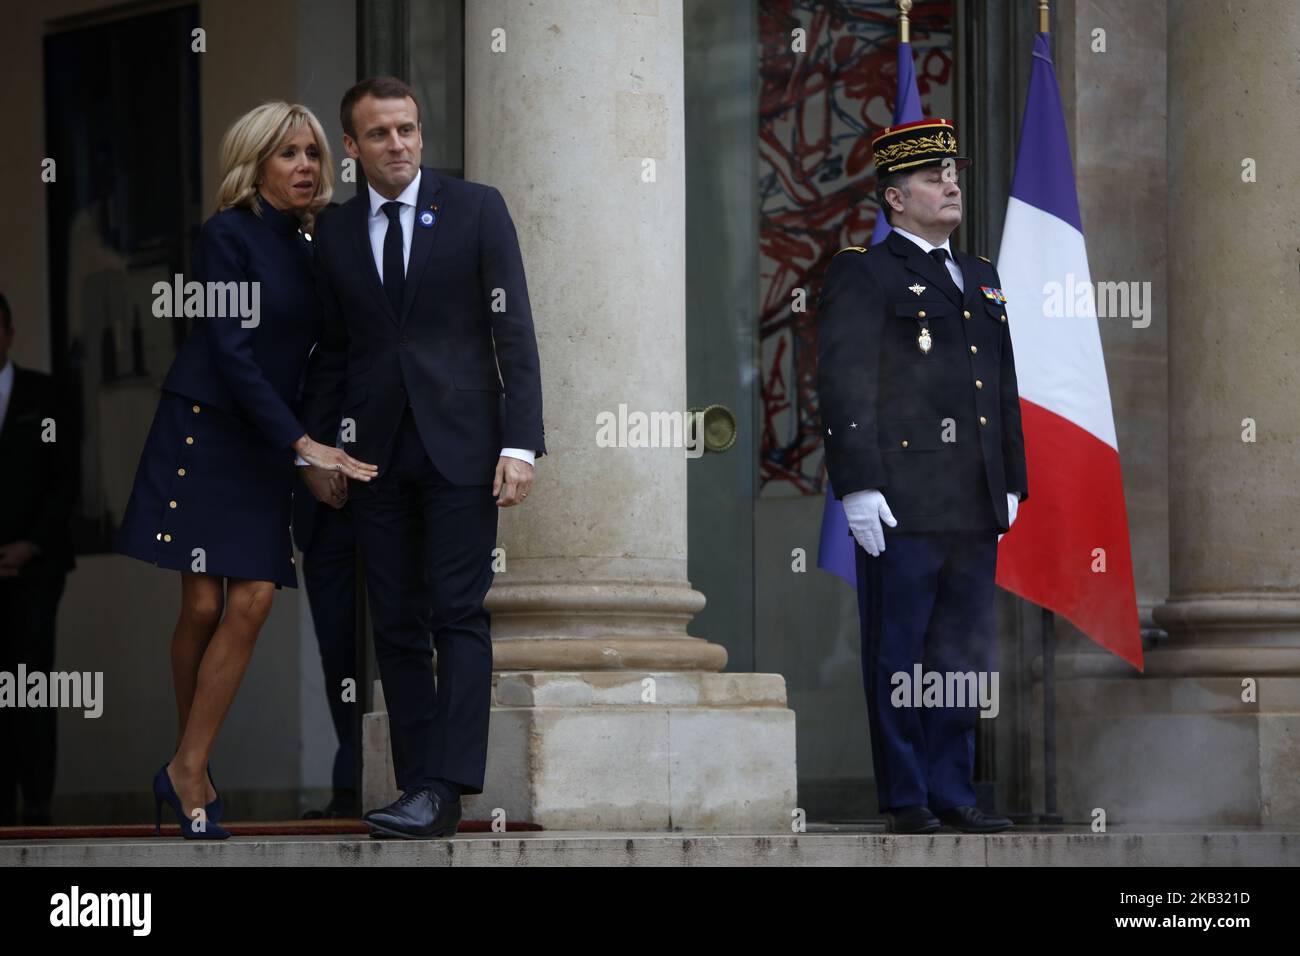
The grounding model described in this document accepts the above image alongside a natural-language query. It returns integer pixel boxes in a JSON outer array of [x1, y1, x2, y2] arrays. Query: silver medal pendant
[[918, 327, 932, 354]]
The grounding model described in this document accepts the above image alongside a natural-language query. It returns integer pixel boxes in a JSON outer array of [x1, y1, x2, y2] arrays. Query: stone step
[[5, 827, 1298, 867]]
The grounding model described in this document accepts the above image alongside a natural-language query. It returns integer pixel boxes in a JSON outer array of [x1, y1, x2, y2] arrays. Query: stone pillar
[[1148, 0, 1300, 823], [467, 0, 719, 671], [1046, 0, 1300, 826], [364, 0, 797, 830]]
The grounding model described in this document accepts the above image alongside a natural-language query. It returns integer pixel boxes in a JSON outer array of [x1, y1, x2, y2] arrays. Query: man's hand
[[0, 540, 37, 577], [301, 465, 348, 510], [999, 492, 1020, 543], [843, 489, 897, 557], [493, 456, 534, 507]]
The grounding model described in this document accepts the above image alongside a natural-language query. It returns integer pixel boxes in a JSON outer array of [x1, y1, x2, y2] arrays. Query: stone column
[[467, 0, 721, 672], [1149, 0, 1300, 822], [1048, 0, 1300, 826], [364, 0, 797, 830]]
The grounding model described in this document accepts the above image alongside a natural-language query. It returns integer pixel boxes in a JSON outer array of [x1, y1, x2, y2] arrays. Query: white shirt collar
[[892, 224, 954, 259], [0, 358, 13, 392], [367, 168, 422, 218]]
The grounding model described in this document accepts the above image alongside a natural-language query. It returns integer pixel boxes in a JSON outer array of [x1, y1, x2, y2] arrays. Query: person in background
[[0, 292, 78, 827]]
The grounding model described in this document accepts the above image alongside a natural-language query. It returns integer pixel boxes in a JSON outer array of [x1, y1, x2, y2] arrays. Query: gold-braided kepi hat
[[871, 118, 971, 176]]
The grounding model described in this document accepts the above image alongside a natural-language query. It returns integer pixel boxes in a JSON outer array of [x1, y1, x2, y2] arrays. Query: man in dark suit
[[0, 293, 78, 826], [817, 119, 1027, 834], [301, 77, 545, 838]]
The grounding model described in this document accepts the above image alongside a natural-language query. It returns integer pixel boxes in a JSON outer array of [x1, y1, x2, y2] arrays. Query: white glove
[[999, 492, 1020, 543], [843, 489, 897, 557]]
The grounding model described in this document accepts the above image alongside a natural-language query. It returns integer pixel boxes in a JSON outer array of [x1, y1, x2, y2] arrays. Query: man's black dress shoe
[[363, 787, 461, 839], [934, 805, 1013, 833], [882, 805, 941, 834]]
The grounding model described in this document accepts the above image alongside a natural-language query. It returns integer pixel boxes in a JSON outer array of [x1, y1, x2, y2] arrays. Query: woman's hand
[[293, 435, 379, 481]]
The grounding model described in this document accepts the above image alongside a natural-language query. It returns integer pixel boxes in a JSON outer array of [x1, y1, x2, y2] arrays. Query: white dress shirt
[[296, 173, 534, 469], [891, 225, 965, 293], [366, 170, 421, 282], [0, 358, 14, 435]]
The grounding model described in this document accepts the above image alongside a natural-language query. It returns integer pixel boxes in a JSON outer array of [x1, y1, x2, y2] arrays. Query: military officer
[[816, 117, 1028, 834]]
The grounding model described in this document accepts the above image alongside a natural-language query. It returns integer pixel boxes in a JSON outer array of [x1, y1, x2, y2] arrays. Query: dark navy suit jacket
[[302, 167, 544, 484]]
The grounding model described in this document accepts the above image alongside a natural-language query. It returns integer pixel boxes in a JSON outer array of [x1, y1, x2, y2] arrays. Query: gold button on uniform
[[177, 468, 186, 477], [155, 533, 162, 541], [970, 345, 978, 354], [1000, 314, 1007, 323], [979, 416, 988, 426], [192, 404, 201, 414], [164, 534, 172, 542], [186, 436, 194, 445], [975, 379, 983, 389], [169, 500, 178, 509], [963, 310, 971, 319], [901, 440, 909, 448], [917, 310, 926, 318]]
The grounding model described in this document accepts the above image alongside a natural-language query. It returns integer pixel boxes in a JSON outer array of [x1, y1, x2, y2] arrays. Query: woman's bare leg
[[171, 572, 224, 805], [167, 577, 276, 819]]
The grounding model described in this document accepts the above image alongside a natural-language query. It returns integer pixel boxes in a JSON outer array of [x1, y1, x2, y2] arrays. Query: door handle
[[687, 404, 738, 454]]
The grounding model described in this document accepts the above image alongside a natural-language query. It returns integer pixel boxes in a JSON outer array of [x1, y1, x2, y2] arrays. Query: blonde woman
[[115, 102, 378, 838]]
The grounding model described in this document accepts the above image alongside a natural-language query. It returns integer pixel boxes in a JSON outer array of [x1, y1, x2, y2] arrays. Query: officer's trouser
[[855, 532, 998, 812]]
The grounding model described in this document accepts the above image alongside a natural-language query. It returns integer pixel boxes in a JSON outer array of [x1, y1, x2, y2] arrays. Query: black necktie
[[929, 247, 963, 302], [382, 201, 405, 315]]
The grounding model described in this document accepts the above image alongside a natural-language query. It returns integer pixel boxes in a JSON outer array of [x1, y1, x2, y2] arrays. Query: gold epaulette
[[834, 245, 869, 257]]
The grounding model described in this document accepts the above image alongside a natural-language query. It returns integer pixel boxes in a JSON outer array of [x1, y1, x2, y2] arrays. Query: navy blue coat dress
[[114, 195, 319, 588]]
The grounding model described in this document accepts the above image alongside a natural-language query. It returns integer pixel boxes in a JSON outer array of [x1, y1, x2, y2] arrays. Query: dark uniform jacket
[[816, 228, 1028, 533]]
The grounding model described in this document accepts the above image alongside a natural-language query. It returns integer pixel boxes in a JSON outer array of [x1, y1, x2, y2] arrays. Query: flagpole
[[1040, 608, 1063, 824], [1032, 0, 1063, 827]]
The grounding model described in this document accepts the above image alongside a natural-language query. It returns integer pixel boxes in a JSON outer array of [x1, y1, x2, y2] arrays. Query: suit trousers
[[855, 531, 997, 813], [348, 404, 498, 796]]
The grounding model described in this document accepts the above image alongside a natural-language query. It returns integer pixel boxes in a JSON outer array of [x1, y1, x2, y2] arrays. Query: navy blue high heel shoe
[[153, 764, 230, 839]]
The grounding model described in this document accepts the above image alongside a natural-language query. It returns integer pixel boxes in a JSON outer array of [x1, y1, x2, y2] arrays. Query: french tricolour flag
[[995, 33, 1143, 669]]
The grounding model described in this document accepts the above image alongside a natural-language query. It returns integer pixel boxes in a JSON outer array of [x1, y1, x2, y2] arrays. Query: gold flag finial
[[1039, 0, 1050, 34], [898, 0, 912, 44]]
